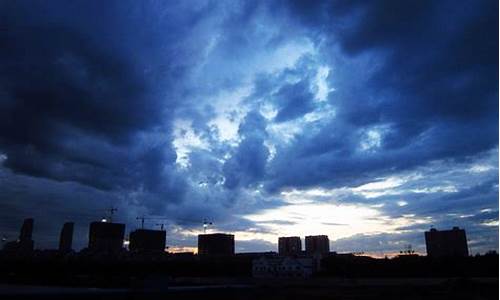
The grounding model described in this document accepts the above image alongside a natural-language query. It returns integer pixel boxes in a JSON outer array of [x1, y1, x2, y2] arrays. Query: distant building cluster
[[1, 218, 168, 256], [257, 235, 330, 278], [1, 217, 472, 279], [278, 235, 330, 256]]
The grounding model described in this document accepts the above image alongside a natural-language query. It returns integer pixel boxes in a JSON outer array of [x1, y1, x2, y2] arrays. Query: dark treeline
[[319, 253, 499, 278], [0, 254, 252, 288]]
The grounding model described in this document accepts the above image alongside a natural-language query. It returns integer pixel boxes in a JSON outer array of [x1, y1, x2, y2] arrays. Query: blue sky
[[0, 0, 498, 256]]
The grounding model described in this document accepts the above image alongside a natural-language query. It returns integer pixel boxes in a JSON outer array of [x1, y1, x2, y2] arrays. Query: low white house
[[252, 256, 315, 278]]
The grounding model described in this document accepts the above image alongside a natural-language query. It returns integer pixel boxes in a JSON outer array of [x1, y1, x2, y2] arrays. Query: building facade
[[305, 235, 330, 255], [129, 229, 166, 253], [252, 256, 314, 278], [19, 218, 34, 240], [198, 233, 235, 256], [88, 221, 125, 253], [2, 218, 35, 253], [278, 236, 302, 256], [59, 222, 74, 253], [425, 227, 469, 258]]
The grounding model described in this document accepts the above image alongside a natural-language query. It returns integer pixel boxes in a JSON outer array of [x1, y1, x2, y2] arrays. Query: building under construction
[[129, 229, 166, 253], [198, 233, 234, 256], [88, 221, 125, 253], [278, 236, 302, 256], [425, 227, 469, 258]]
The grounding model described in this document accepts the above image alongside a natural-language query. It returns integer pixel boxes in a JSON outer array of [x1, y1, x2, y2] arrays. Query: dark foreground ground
[[0, 253, 497, 299], [0, 277, 498, 300]]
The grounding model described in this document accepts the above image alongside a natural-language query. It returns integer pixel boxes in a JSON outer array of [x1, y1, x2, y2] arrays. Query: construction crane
[[203, 218, 213, 234], [156, 223, 165, 231], [136, 216, 170, 229], [133, 216, 213, 232], [175, 218, 213, 233], [136, 216, 147, 229], [101, 207, 118, 223]]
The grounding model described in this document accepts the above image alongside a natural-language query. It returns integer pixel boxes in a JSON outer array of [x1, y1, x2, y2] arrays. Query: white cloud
[[397, 200, 408, 207], [173, 119, 209, 167], [481, 220, 499, 227], [313, 65, 333, 102], [359, 125, 391, 152], [207, 85, 253, 142], [469, 164, 494, 173]]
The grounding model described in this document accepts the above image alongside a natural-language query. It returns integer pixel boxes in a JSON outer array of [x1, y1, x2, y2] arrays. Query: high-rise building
[[19, 218, 34, 241], [2, 218, 34, 253], [129, 229, 166, 253], [425, 227, 469, 258], [59, 222, 74, 253], [305, 235, 330, 255], [278, 236, 301, 256], [198, 233, 234, 256], [88, 221, 125, 253], [18, 218, 34, 252]]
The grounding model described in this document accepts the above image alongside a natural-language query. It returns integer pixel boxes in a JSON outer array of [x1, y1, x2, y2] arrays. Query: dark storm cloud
[[0, 1, 209, 248], [0, 1, 188, 196], [0, 167, 122, 249], [223, 111, 269, 189], [273, 79, 315, 122], [370, 178, 497, 221], [0, 0, 497, 253], [418, 179, 498, 215], [337, 0, 496, 130], [264, 0, 498, 191]]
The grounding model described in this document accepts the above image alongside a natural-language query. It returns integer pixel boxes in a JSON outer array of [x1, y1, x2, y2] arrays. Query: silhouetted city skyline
[[0, 1, 497, 291], [1, 217, 480, 260]]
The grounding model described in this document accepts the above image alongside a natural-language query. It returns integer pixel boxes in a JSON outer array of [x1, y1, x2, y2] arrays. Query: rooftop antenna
[[203, 218, 213, 234], [156, 223, 165, 231], [136, 216, 146, 229]]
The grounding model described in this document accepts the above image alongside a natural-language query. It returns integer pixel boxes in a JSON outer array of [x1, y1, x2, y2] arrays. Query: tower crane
[[135, 216, 170, 229], [134, 216, 214, 233], [102, 207, 117, 222], [203, 218, 213, 234]]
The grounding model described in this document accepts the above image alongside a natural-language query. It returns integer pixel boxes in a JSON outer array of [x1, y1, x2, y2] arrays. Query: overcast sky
[[0, 0, 498, 256]]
